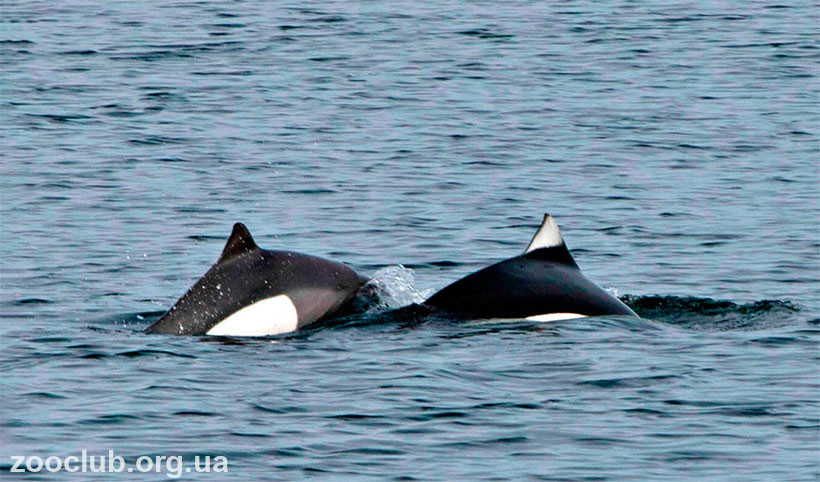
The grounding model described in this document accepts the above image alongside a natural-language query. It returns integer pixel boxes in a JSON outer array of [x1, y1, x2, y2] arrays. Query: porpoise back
[[146, 223, 368, 336], [424, 214, 637, 320]]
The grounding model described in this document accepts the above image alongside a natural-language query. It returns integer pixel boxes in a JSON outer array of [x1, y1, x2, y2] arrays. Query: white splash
[[364, 265, 426, 309]]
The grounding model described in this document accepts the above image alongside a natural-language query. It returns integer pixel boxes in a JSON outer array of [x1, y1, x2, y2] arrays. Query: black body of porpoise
[[423, 214, 637, 321], [147, 215, 635, 336], [146, 223, 368, 336]]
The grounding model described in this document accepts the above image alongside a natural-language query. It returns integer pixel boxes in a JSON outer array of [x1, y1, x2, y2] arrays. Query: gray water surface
[[2, 1, 818, 480]]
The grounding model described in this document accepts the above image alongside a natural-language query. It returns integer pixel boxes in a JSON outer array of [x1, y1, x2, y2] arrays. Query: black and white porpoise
[[146, 223, 369, 336], [147, 214, 635, 337], [423, 214, 637, 321]]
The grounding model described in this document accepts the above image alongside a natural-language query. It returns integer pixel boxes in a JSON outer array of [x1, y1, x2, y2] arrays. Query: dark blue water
[[2, 1, 818, 479]]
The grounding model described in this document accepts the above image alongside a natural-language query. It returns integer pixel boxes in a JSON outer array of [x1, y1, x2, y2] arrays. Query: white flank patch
[[525, 312, 587, 322], [206, 295, 299, 337], [524, 215, 564, 253]]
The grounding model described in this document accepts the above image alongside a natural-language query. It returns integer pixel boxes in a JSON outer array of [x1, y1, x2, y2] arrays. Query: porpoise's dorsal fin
[[523, 214, 578, 267], [218, 223, 258, 263], [524, 214, 565, 253]]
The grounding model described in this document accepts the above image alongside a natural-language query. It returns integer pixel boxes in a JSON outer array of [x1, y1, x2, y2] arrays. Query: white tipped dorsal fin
[[524, 214, 564, 253]]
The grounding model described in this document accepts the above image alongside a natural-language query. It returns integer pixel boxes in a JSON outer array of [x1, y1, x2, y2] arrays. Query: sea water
[[1, 1, 818, 480]]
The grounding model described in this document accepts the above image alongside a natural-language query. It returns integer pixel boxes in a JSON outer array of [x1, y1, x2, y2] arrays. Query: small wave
[[457, 28, 515, 41], [621, 295, 803, 330], [60, 49, 97, 55], [79, 349, 195, 359], [104, 310, 165, 325], [15, 297, 52, 305]]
